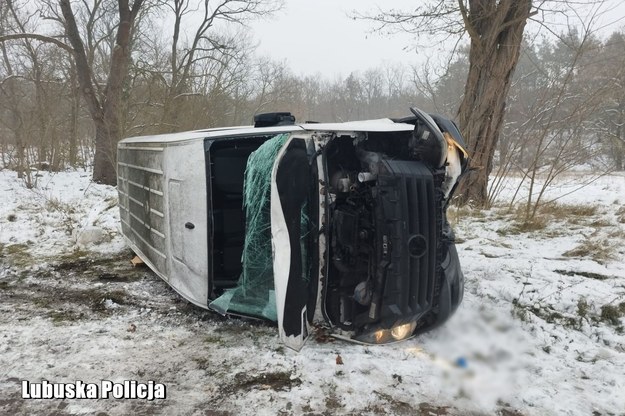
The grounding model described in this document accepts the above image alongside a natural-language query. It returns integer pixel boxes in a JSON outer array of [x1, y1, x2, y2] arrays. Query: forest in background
[[1, 0, 624, 203]]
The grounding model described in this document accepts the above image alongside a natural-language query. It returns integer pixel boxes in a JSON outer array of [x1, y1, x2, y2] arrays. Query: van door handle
[[185, 222, 195, 230]]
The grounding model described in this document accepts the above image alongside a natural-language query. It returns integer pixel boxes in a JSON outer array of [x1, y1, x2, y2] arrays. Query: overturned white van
[[117, 108, 469, 350]]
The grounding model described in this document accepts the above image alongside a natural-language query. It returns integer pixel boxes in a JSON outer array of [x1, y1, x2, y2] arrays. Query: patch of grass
[[514, 296, 625, 330], [498, 408, 526, 416], [496, 226, 517, 237], [417, 401, 451, 415], [5, 243, 29, 255], [554, 269, 612, 281], [41, 287, 127, 312], [577, 297, 589, 319], [45, 197, 76, 214], [203, 335, 224, 345], [513, 216, 549, 233], [35, 287, 129, 312], [448, 205, 486, 226], [48, 309, 85, 323], [538, 308, 563, 324], [513, 300, 578, 329], [538, 202, 598, 218], [615, 206, 625, 223], [502, 202, 603, 235], [32, 296, 53, 308], [2, 243, 32, 267], [366, 391, 416, 415], [324, 386, 343, 412], [608, 229, 625, 240], [563, 238, 617, 264], [52, 250, 91, 269], [589, 219, 612, 227], [45, 197, 77, 234], [489, 204, 516, 219], [231, 371, 301, 392], [193, 357, 211, 371], [51, 251, 142, 282], [600, 304, 623, 326], [511, 301, 529, 322], [90, 289, 127, 311], [497, 204, 548, 233]]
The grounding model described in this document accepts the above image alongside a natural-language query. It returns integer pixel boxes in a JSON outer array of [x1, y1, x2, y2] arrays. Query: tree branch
[[60, 0, 103, 120], [457, 0, 480, 46], [0, 33, 73, 54]]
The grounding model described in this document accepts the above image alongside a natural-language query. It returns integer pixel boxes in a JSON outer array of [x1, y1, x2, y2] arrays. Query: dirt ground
[[0, 249, 485, 416]]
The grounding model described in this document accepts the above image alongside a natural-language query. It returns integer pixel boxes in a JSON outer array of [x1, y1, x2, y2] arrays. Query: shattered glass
[[210, 134, 289, 320]]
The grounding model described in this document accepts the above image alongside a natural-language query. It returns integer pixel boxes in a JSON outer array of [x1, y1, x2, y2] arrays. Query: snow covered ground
[[0, 169, 624, 415]]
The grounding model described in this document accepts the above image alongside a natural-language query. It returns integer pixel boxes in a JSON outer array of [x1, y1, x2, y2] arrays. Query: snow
[[1, 168, 624, 415], [0, 170, 125, 257]]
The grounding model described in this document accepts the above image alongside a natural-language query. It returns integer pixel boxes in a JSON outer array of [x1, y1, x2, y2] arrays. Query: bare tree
[[596, 31, 625, 170], [1, 0, 145, 185], [60, 0, 144, 185], [0, 0, 76, 181], [484, 25, 616, 220], [455, 0, 533, 205], [356, 1, 620, 207], [158, 0, 280, 131]]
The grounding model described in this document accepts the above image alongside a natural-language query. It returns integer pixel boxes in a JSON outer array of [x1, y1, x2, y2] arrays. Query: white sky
[[248, 0, 422, 78], [248, 0, 625, 78]]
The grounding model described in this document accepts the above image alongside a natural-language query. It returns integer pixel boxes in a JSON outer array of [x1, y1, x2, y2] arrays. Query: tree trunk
[[60, 0, 143, 186], [162, 92, 182, 133], [16, 140, 25, 179], [616, 100, 624, 171], [92, 119, 119, 185], [456, 0, 533, 207], [68, 63, 79, 167], [615, 129, 624, 171]]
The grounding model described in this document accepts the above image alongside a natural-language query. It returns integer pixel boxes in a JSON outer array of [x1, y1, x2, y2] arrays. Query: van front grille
[[375, 160, 441, 324]]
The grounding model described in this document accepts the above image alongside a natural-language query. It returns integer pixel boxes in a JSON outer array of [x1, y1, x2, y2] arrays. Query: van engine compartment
[[324, 133, 447, 337]]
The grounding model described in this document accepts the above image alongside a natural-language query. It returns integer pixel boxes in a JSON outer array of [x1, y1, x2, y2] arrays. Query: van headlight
[[355, 321, 417, 344], [390, 322, 417, 340]]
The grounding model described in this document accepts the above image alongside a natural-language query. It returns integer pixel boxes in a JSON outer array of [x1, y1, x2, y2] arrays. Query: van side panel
[[164, 141, 209, 307], [118, 139, 209, 308]]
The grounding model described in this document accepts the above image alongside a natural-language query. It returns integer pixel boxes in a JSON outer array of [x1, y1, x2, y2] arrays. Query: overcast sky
[[249, 0, 625, 78], [248, 0, 426, 77]]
